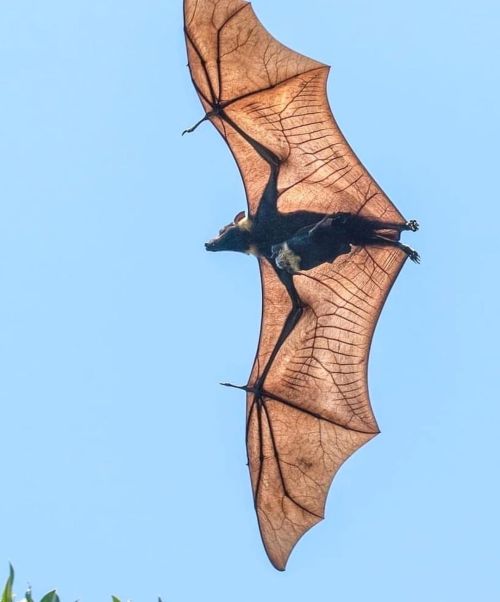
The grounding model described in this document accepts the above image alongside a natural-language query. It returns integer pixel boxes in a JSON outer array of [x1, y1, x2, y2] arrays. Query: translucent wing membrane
[[184, 0, 408, 570], [248, 250, 405, 569], [184, 0, 404, 223]]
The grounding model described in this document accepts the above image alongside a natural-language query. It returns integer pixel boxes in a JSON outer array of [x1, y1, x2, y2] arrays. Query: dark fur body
[[206, 209, 418, 272], [204, 121, 419, 269], [206, 209, 325, 256], [271, 213, 411, 273]]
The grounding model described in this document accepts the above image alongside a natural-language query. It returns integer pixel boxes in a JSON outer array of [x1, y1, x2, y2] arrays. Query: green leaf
[[111, 597, 121, 602], [39, 591, 60, 602], [1, 565, 14, 602]]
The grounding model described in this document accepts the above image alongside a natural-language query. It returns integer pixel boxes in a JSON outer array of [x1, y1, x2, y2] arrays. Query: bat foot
[[407, 248, 421, 263], [406, 220, 420, 232]]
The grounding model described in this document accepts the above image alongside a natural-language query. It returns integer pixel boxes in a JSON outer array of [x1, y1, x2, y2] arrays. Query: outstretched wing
[[248, 249, 405, 570], [184, 0, 404, 223], [184, 0, 408, 569]]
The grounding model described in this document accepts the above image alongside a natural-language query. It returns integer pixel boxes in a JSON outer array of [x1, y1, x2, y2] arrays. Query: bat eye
[[233, 211, 246, 224]]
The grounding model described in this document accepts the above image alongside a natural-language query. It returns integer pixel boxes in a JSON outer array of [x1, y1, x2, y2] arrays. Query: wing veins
[[261, 401, 324, 519], [185, 27, 217, 103], [262, 391, 378, 435]]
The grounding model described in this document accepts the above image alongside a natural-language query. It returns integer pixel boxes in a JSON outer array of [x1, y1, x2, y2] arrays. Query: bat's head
[[205, 211, 253, 254]]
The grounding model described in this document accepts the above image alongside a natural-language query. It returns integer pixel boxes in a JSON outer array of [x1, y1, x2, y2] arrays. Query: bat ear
[[233, 211, 246, 224]]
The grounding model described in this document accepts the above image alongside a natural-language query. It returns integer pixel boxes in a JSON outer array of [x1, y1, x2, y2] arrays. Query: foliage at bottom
[[2, 566, 163, 602]]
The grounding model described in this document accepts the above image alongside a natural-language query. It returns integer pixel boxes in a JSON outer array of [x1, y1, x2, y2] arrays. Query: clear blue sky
[[1, 0, 499, 600]]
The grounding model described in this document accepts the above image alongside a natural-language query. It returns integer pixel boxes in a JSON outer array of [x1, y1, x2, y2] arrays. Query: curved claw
[[182, 114, 209, 136], [408, 249, 421, 264], [221, 382, 250, 392], [407, 219, 420, 232]]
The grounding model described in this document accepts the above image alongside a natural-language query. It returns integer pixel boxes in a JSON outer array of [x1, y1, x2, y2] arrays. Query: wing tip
[[267, 547, 290, 572], [262, 514, 326, 572], [272, 562, 287, 573]]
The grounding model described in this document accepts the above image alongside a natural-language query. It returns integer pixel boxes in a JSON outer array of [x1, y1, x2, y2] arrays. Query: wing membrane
[[247, 249, 406, 569], [184, 0, 404, 223], [185, 0, 409, 570], [185, 0, 321, 213]]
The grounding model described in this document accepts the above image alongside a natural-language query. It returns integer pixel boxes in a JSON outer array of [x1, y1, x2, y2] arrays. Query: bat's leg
[[363, 218, 420, 232], [379, 219, 419, 232], [325, 214, 420, 240], [370, 234, 421, 263], [308, 213, 333, 234]]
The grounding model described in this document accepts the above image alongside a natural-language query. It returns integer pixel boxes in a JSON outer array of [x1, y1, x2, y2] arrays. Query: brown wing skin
[[184, 0, 408, 569], [248, 250, 406, 570], [184, 0, 404, 223]]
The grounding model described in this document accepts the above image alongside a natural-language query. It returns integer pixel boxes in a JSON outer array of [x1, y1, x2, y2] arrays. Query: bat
[[183, 0, 419, 570]]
